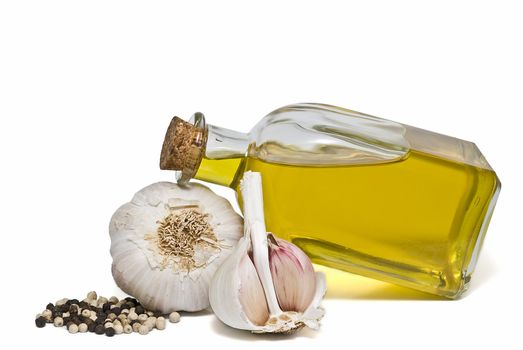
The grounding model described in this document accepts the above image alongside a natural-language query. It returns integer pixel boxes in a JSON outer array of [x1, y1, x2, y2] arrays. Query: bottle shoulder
[[248, 103, 493, 170], [248, 103, 409, 166]]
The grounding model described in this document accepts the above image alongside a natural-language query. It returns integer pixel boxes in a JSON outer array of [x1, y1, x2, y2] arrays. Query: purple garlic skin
[[268, 234, 317, 313]]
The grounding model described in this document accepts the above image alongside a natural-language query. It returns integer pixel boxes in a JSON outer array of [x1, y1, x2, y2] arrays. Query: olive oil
[[235, 151, 498, 298], [162, 103, 500, 298]]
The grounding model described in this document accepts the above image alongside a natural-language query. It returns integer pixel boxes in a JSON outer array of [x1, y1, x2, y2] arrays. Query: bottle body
[[192, 104, 500, 298]]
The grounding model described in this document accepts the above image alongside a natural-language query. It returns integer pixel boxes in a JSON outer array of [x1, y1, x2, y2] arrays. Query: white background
[[1, 1, 521, 349]]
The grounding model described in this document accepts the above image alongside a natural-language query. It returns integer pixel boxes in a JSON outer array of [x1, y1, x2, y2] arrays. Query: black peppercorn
[[69, 304, 79, 315], [102, 303, 111, 312], [58, 304, 69, 313], [46, 303, 54, 310], [94, 324, 105, 335], [135, 305, 144, 315], [35, 317, 47, 328], [105, 327, 115, 337], [88, 322, 96, 332], [111, 307, 121, 315], [70, 299, 79, 305]]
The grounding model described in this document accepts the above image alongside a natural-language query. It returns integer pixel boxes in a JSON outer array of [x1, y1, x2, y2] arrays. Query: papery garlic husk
[[209, 172, 326, 333], [109, 182, 243, 314]]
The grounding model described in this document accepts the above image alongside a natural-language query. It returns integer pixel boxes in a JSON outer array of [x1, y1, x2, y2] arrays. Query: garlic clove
[[238, 253, 270, 326], [268, 234, 317, 313], [209, 236, 262, 331]]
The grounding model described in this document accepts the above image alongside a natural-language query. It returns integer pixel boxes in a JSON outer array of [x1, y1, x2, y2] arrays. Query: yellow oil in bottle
[[196, 150, 499, 298]]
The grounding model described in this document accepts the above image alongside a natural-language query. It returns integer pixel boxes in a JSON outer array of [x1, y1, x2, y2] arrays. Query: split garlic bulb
[[109, 182, 243, 313], [209, 172, 326, 333]]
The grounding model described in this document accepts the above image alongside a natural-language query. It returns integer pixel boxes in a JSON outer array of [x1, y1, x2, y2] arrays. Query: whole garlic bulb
[[109, 182, 243, 313], [209, 172, 326, 333]]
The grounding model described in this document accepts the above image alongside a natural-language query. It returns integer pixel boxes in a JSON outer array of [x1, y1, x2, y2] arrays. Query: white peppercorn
[[145, 320, 155, 331], [138, 325, 149, 335], [147, 311, 154, 317], [56, 298, 68, 306], [132, 322, 141, 333], [109, 296, 119, 304], [123, 324, 133, 334], [138, 314, 148, 322], [128, 312, 138, 321], [114, 324, 123, 334], [169, 311, 180, 323], [42, 309, 52, 321], [104, 322, 113, 329], [87, 291, 97, 300], [53, 317, 64, 327], [68, 324, 79, 334], [78, 323, 88, 333], [156, 317, 166, 330], [81, 309, 90, 318]]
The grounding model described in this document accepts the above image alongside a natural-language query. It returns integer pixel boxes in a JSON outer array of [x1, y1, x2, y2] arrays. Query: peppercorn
[[132, 322, 141, 332], [111, 307, 121, 315], [88, 322, 96, 332], [123, 324, 133, 334], [68, 324, 79, 334], [69, 304, 78, 315], [102, 303, 112, 313], [135, 305, 144, 315], [105, 327, 115, 337], [156, 317, 166, 330], [53, 317, 64, 327], [94, 324, 105, 335], [35, 316, 46, 328], [138, 325, 149, 335], [81, 309, 91, 318], [114, 324, 123, 334], [87, 291, 97, 300], [46, 303, 54, 310], [169, 311, 180, 323], [138, 313, 148, 322], [70, 299, 79, 305], [42, 309, 53, 321]]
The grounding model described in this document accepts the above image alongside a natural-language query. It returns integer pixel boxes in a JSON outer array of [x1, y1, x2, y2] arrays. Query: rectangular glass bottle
[[161, 104, 501, 298]]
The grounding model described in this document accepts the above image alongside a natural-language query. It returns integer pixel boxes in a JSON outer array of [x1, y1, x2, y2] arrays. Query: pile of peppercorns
[[35, 291, 181, 336]]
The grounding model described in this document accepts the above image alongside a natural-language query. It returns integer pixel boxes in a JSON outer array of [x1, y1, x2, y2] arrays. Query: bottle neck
[[195, 124, 249, 187]]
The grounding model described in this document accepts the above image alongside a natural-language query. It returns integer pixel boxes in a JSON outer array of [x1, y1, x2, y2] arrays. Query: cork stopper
[[160, 113, 207, 184]]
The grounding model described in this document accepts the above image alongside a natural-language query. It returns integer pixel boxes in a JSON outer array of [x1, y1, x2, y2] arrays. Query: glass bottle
[[160, 103, 500, 298]]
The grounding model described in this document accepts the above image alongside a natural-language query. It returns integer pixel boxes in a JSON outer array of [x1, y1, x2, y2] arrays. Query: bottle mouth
[[160, 112, 207, 185]]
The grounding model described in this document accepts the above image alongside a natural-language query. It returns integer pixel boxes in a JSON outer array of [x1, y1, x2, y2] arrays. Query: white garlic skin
[[209, 236, 261, 331], [110, 182, 243, 314]]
